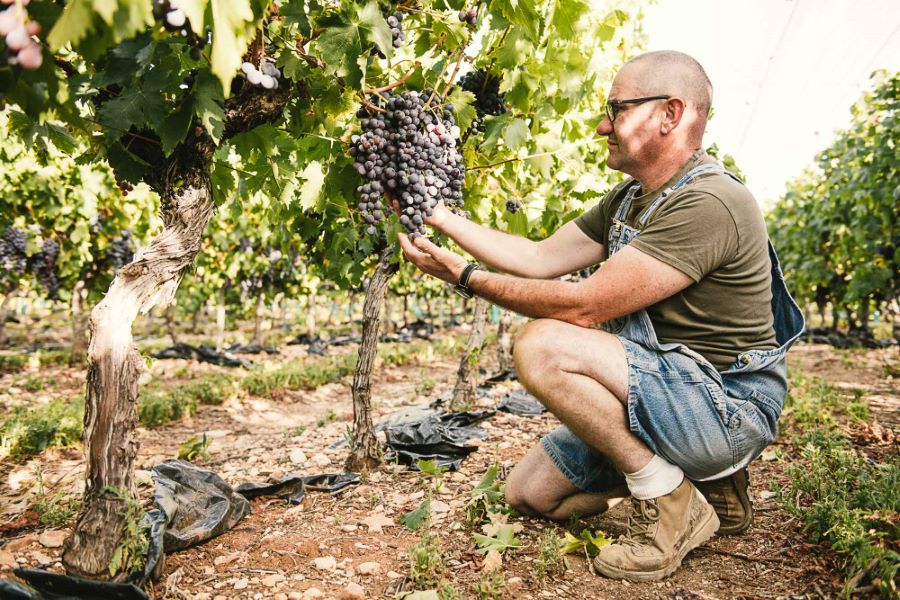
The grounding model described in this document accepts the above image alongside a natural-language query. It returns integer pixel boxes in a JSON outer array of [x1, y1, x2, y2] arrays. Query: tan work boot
[[593, 478, 719, 582], [693, 467, 753, 535]]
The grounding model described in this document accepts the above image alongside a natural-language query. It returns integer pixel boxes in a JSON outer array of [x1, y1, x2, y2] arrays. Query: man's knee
[[513, 319, 564, 373]]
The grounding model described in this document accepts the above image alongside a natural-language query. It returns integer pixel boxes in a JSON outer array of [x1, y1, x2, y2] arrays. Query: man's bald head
[[620, 51, 713, 143]]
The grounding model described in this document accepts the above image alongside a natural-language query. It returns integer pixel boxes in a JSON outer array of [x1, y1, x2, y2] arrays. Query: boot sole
[[594, 502, 720, 582]]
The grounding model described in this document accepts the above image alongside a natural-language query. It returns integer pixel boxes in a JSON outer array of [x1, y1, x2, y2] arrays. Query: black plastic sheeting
[[381, 410, 493, 470], [235, 473, 359, 505], [497, 388, 547, 415], [226, 343, 280, 355], [0, 462, 362, 599], [151, 460, 252, 553], [151, 343, 251, 368], [482, 369, 518, 385], [0, 569, 150, 600]]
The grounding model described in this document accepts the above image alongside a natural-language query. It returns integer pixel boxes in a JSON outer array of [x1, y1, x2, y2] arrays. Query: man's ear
[[660, 98, 687, 135]]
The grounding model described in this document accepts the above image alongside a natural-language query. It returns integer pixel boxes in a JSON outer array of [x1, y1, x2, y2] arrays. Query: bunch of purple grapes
[[457, 6, 478, 25], [459, 69, 506, 132], [505, 200, 521, 214], [0, 228, 59, 297], [351, 90, 465, 237]]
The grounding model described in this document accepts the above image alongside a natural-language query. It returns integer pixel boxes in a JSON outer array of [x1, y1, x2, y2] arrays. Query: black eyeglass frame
[[605, 95, 672, 122]]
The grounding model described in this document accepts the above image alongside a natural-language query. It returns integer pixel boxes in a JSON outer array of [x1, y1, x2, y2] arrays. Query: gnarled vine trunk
[[62, 76, 291, 580], [346, 245, 397, 471], [449, 296, 488, 411], [62, 153, 215, 580]]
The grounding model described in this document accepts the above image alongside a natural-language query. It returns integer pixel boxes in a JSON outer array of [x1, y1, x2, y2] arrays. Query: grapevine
[[351, 90, 465, 237]]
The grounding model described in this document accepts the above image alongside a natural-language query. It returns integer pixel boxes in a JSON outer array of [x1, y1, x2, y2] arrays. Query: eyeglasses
[[605, 95, 671, 123]]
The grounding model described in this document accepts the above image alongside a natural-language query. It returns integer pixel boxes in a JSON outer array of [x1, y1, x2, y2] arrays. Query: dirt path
[[1, 341, 897, 599]]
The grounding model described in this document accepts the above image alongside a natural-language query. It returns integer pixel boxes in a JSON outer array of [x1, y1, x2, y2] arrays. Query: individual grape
[[505, 199, 521, 214], [351, 90, 466, 238], [241, 61, 255, 74]]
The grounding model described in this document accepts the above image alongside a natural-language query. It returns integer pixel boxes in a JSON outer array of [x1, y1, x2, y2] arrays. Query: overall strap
[[637, 164, 727, 227]]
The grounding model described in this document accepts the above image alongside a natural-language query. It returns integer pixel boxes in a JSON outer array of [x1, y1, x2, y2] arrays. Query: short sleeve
[[630, 191, 740, 282], [574, 201, 608, 245]]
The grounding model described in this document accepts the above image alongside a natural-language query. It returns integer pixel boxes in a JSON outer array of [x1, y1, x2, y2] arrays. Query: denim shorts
[[541, 337, 788, 485]]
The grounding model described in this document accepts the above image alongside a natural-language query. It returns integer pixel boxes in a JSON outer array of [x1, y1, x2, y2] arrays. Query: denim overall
[[603, 164, 806, 480]]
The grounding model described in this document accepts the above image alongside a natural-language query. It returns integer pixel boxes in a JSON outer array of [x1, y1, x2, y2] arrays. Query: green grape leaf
[[97, 87, 166, 133], [549, 0, 588, 39], [503, 118, 529, 151], [479, 113, 511, 151], [192, 70, 225, 144], [447, 88, 477, 133], [298, 161, 326, 210], [157, 101, 195, 156], [316, 24, 365, 89], [280, 0, 311, 37], [178, 0, 209, 36], [210, 0, 256, 95], [489, 0, 540, 41], [47, 0, 94, 51], [400, 497, 431, 531], [357, 1, 393, 59]]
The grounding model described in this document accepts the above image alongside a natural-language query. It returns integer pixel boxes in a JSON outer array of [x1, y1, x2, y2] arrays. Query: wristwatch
[[454, 263, 481, 298]]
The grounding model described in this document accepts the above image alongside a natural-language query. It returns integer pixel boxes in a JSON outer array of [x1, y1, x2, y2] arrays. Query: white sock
[[624, 455, 684, 500]]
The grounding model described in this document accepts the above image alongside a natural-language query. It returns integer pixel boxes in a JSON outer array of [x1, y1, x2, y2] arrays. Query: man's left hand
[[397, 233, 468, 285]]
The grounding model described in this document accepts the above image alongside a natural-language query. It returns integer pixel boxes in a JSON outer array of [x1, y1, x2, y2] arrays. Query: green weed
[[464, 464, 506, 527], [242, 355, 355, 396], [33, 469, 80, 528], [182, 375, 234, 405], [177, 432, 211, 461], [780, 428, 899, 597], [0, 397, 84, 458], [535, 530, 565, 582], [316, 408, 337, 428], [103, 487, 150, 579], [137, 388, 196, 428], [406, 530, 460, 600], [23, 375, 44, 392]]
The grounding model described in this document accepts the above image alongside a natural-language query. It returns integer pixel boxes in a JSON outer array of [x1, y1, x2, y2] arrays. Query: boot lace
[[619, 496, 661, 547]]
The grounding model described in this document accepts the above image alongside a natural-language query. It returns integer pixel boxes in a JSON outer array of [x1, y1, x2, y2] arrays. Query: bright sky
[[641, 0, 900, 207]]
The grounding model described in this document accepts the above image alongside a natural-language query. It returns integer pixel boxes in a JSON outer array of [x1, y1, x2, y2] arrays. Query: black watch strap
[[454, 263, 480, 298]]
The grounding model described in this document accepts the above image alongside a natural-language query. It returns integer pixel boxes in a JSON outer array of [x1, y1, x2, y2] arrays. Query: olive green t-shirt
[[574, 151, 777, 371]]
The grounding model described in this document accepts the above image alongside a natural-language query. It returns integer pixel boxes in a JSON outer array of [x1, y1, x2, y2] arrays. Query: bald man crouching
[[397, 50, 804, 581]]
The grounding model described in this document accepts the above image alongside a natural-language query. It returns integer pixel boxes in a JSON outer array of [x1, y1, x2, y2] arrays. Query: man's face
[[595, 68, 665, 176]]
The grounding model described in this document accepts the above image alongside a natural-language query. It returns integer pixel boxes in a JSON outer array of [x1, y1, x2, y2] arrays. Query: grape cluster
[[459, 69, 506, 131], [107, 231, 134, 270], [152, 0, 207, 61], [0, 228, 59, 297], [350, 90, 465, 237], [0, 227, 28, 277], [505, 200, 521, 214], [0, 0, 42, 69], [386, 10, 404, 48], [114, 175, 134, 196], [240, 59, 281, 90], [457, 7, 478, 25], [30, 238, 59, 298]]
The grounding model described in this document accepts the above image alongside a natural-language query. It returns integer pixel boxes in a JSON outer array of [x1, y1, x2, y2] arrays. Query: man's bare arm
[[465, 245, 693, 327], [436, 210, 606, 279], [397, 235, 694, 327]]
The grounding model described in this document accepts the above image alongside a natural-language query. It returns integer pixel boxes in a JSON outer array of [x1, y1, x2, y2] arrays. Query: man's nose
[[596, 116, 612, 136]]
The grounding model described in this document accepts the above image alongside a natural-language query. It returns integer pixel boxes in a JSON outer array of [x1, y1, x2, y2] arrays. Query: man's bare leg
[[505, 443, 628, 521], [511, 318, 653, 472]]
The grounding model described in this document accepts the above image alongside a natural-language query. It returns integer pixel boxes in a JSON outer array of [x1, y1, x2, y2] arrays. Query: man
[[396, 50, 804, 581]]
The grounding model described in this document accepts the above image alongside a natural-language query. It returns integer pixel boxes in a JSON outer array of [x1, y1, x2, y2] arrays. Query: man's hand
[[385, 192, 451, 231], [397, 233, 468, 284]]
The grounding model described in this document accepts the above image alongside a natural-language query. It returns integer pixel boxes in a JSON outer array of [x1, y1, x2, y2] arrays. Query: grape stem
[[356, 94, 388, 113], [468, 149, 562, 170], [366, 61, 421, 94], [440, 49, 467, 99], [424, 47, 461, 109]]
